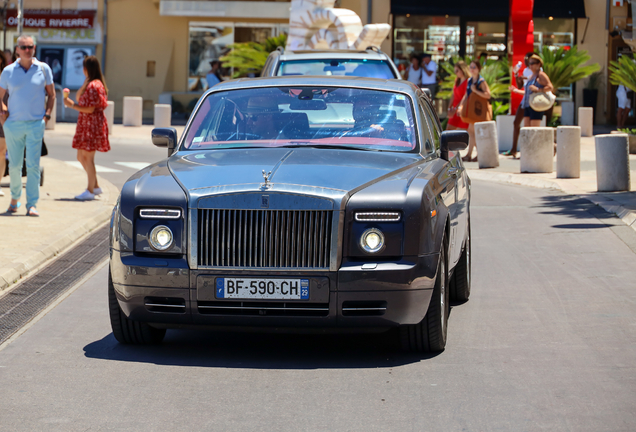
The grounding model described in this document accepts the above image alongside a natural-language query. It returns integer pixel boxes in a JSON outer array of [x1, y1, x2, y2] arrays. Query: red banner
[[5, 9, 95, 29], [509, 0, 534, 114]]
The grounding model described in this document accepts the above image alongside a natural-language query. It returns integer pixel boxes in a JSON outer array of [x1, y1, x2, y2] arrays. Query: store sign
[[38, 25, 101, 44], [6, 9, 95, 29]]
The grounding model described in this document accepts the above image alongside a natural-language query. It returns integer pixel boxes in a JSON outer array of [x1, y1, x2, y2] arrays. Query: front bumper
[[110, 250, 438, 329]]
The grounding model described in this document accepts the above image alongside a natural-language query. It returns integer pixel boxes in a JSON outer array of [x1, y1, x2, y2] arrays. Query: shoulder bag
[[528, 91, 556, 112], [460, 79, 492, 123]]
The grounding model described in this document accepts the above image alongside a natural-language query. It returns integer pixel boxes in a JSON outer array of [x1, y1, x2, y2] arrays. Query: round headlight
[[360, 228, 385, 253], [150, 225, 173, 251]]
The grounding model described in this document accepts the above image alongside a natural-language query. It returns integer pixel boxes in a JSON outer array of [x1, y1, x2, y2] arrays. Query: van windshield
[[276, 59, 395, 79]]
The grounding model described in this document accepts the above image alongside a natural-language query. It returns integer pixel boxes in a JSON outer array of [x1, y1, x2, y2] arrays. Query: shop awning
[[533, 0, 586, 18], [391, 0, 509, 18], [391, 0, 586, 19]]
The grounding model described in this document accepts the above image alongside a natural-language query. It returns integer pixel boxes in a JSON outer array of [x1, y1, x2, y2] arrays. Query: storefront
[[2, 9, 100, 89], [390, 0, 585, 68], [0, 8, 102, 121], [102, 0, 290, 119]]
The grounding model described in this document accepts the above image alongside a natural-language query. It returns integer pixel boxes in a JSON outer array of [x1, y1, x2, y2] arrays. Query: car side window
[[417, 104, 435, 155], [420, 98, 441, 152]]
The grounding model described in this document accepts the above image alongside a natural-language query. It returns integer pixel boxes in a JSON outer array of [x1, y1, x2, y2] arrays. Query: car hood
[[168, 148, 423, 202]]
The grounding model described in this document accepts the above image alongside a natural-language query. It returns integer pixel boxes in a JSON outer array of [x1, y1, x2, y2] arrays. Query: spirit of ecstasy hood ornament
[[261, 170, 272, 189]]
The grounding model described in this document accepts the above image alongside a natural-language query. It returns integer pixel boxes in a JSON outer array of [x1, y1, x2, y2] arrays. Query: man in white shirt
[[420, 54, 437, 98]]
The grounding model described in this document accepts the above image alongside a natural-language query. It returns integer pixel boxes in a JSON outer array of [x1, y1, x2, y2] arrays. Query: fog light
[[150, 225, 173, 251], [360, 228, 385, 253]]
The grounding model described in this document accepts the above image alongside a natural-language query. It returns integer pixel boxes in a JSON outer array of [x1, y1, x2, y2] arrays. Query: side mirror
[[440, 130, 469, 161], [152, 127, 178, 156]]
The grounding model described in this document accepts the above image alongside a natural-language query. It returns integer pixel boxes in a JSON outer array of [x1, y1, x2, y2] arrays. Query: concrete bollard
[[474, 121, 499, 168], [578, 107, 593, 137], [123, 96, 143, 127], [496, 114, 514, 152], [556, 126, 581, 178], [45, 101, 56, 130], [595, 134, 631, 192], [561, 101, 574, 125], [519, 127, 554, 173], [154, 104, 172, 128], [105, 101, 115, 135]]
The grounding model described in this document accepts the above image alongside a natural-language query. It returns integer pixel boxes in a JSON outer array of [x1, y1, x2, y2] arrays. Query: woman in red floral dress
[[64, 55, 109, 201], [445, 60, 470, 132]]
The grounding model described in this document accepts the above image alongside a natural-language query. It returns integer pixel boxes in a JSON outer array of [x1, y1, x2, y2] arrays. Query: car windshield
[[184, 86, 417, 152], [276, 59, 395, 79]]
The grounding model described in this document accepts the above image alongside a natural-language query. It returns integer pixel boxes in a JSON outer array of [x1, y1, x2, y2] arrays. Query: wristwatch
[[44, 114, 51, 120]]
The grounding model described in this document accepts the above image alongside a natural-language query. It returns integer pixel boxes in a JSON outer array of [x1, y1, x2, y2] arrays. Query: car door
[[419, 97, 463, 267]]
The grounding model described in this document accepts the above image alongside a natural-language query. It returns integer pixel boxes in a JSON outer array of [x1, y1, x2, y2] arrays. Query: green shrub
[[221, 34, 287, 78]]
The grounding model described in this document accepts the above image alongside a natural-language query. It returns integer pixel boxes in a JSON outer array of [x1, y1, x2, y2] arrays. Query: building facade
[[1, 0, 631, 125]]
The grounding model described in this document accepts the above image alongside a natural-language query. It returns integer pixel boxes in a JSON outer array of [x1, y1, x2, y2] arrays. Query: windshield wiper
[[278, 143, 370, 151]]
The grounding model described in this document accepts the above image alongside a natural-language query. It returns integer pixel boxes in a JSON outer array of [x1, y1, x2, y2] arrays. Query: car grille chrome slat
[[197, 209, 332, 269]]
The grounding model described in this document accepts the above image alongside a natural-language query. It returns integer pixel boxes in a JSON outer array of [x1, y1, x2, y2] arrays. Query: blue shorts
[[524, 106, 543, 121]]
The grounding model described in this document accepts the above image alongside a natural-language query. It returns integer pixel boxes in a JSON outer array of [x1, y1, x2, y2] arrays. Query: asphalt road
[[1, 180, 636, 431], [43, 126, 169, 189]]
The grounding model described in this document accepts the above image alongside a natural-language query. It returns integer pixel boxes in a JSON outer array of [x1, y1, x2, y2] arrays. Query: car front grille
[[197, 209, 333, 268]]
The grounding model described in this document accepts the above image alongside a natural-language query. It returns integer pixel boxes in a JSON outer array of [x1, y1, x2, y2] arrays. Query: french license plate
[[215, 278, 309, 300]]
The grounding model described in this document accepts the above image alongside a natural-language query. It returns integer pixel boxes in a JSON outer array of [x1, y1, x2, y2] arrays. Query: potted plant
[[583, 69, 604, 110], [612, 128, 636, 154]]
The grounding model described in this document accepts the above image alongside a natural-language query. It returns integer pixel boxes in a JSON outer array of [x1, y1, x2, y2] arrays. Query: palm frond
[[609, 54, 636, 93], [539, 46, 600, 92]]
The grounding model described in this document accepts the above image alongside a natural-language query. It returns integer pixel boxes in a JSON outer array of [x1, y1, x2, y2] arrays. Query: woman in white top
[[617, 85, 632, 129], [404, 55, 422, 87]]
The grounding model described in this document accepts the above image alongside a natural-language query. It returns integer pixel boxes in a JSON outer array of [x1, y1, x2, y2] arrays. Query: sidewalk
[[463, 135, 636, 232], [0, 123, 188, 291]]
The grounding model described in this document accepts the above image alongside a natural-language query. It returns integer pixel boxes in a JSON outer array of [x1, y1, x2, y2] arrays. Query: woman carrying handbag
[[522, 53, 554, 127], [446, 60, 470, 131], [64, 56, 110, 201], [457, 60, 491, 162]]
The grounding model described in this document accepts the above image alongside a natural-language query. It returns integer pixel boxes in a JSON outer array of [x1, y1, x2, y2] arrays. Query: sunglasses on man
[[19, 45, 35, 50]]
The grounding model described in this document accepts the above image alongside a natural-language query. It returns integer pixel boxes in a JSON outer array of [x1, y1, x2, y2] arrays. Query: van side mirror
[[440, 130, 469, 161], [152, 128, 178, 156]]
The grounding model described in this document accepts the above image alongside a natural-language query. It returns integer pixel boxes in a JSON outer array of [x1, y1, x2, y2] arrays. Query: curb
[[467, 169, 636, 233], [0, 173, 117, 292]]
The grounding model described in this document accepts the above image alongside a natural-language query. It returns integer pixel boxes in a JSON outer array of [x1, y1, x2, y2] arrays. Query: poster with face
[[65, 47, 93, 88], [40, 48, 64, 85]]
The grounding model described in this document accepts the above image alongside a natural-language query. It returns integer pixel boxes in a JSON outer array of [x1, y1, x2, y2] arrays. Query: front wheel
[[108, 268, 166, 345], [399, 238, 449, 353]]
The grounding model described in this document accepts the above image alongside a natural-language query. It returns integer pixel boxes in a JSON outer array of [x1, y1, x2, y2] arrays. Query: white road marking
[[65, 161, 122, 173], [114, 162, 152, 170]]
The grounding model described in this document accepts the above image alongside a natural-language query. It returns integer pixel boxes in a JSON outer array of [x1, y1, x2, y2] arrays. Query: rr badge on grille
[[261, 195, 269, 208]]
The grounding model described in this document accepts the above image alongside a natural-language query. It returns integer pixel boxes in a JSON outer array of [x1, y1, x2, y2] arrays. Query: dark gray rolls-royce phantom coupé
[[109, 76, 471, 352]]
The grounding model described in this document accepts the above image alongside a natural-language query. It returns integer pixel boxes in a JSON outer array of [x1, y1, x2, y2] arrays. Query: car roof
[[211, 75, 421, 95], [277, 50, 390, 61]]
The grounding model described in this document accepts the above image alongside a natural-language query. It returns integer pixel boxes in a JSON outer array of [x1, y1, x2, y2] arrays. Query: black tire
[[399, 237, 449, 353], [450, 217, 471, 302], [108, 268, 166, 345]]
